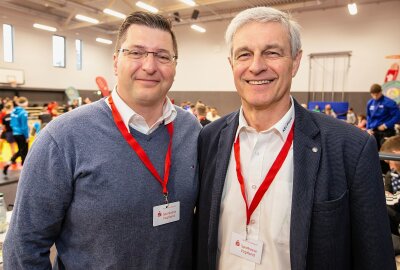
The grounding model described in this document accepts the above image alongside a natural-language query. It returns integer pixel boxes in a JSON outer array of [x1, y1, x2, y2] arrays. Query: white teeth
[[248, 80, 271, 85]]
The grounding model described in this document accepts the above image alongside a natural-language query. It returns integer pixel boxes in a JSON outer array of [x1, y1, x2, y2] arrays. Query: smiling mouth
[[137, 78, 159, 82], [246, 79, 273, 85]]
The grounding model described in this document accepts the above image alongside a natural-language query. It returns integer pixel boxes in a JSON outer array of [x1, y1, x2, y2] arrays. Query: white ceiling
[[0, 0, 396, 34]]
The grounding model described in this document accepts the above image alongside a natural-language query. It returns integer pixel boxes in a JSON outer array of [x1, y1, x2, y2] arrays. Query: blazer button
[[312, 147, 318, 153]]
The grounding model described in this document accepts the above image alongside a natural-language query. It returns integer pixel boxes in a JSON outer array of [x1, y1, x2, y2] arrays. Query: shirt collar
[[235, 96, 295, 142], [107, 86, 177, 132]]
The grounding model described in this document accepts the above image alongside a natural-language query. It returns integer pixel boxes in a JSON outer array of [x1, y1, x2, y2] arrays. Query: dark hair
[[381, 135, 400, 153], [115, 11, 178, 59], [369, 83, 382, 94], [196, 103, 207, 116]]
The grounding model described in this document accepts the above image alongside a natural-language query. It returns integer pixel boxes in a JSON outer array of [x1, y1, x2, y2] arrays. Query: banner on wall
[[383, 81, 400, 105], [65, 86, 80, 101], [384, 63, 399, 83], [95, 76, 110, 97], [383, 55, 400, 104]]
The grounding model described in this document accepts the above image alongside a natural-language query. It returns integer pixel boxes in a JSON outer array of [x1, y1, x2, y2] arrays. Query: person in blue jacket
[[367, 83, 400, 150], [3, 96, 29, 175]]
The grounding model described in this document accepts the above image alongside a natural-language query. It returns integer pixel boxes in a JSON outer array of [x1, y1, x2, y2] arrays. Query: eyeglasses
[[118, 48, 177, 64]]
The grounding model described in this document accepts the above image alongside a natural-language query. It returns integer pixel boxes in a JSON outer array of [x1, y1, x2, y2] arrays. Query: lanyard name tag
[[229, 232, 263, 264], [153, 201, 180, 227]]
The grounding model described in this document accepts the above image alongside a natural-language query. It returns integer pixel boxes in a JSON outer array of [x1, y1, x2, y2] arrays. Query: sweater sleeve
[[3, 129, 74, 269]]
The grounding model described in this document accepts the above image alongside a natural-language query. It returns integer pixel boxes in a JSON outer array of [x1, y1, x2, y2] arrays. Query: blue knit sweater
[[4, 99, 201, 269]]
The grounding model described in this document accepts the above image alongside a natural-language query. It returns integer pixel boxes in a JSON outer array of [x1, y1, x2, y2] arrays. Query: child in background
[[357, 114, 367, 130]]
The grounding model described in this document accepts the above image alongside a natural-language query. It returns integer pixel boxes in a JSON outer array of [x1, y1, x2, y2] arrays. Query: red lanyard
[[234, 124, 294, 225], [108, 96, 173, 197]]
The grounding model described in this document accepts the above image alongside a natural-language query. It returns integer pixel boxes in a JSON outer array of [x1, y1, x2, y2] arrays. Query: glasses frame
[[118, 48, 177, 64]]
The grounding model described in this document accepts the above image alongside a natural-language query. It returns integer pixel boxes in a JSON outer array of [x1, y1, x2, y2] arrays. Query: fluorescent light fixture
[[33, 23, 57, 32], [180, 0, 196, 6], [191, 24, 206, 33], [347, 3, 358, 15], [136, 1, 158, 13], [103, 8, 126, 19], [75, 14, 99, 24], [96, 38, 112, 45]]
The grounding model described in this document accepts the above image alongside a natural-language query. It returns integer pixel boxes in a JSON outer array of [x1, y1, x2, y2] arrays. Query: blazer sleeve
[[350, 135, 396, 269]]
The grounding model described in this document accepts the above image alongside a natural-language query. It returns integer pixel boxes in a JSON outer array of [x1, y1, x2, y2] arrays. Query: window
[[3, 24, 14, 62], [75, 39, 82, 70], [52, 35, 65, 67]]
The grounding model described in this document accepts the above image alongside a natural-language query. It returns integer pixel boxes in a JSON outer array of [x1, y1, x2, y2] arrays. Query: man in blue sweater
[[4, 12, 201, 269], [3, 96, 29, 175], [367, 83, 400, 150]]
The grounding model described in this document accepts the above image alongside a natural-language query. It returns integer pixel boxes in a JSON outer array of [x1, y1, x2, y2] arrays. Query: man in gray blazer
[[195, 7, 395, 270]]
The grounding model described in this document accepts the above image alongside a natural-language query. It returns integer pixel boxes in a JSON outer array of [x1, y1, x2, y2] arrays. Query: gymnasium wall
[[0, 1, 399, 116]]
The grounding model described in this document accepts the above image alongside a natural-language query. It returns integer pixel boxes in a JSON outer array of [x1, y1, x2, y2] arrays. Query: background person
[[195, 103, 211, 126], [207, 107, 221, 122], [323, 103, 336, 118], [367, 83, 400, 150], [3, 97, 29, 175], [346, 107, 357, 125], [195, 7, 395, 270], [4, 11, 201, 269], [0, 102, 16, 160]]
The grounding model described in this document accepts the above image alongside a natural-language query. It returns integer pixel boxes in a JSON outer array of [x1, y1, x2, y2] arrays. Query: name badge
[[229, 232, 263, 264], [153, 201, 180, 227]]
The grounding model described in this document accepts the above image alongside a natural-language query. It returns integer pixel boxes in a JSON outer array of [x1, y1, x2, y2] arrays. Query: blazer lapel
[[290, 101, 321, 270], [208, 112, 239, 268]]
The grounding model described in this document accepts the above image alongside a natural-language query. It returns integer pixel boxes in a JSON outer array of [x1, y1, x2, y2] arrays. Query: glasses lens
[[121, 49, 175, 64], [155, 52, 173, 64], [126, 49, 146, 59]]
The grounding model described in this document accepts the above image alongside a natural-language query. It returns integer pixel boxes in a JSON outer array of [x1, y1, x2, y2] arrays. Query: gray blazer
[[195, 100, 395, 270]]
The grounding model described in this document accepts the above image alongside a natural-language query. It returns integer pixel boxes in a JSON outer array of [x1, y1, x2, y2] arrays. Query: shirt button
[[250, 219, 256, 224], [255, 151, 259, 156], [252, 185, 257, 190]]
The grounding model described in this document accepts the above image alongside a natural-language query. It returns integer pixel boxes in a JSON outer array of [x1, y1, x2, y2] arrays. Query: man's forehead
[[122, 24, 174, 50], [231, 21, 289, 45]]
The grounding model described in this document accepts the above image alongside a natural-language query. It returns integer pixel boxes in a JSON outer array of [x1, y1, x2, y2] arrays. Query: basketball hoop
[[7, 76, 17, 88]]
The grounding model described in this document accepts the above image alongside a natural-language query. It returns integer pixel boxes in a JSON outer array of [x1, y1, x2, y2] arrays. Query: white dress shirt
[[107, 87, 177, 135], [217, 98, 295, 270]]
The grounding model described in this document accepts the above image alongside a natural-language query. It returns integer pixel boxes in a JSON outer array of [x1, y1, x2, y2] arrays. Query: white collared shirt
[[217, 98, 295, 270], [107, 87, 177, 135]]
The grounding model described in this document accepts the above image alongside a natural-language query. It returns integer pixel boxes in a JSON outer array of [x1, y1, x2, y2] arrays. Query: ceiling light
[[75, 14, 99, 24], [191, 24, 206, 33], [136, 1, 158, 13], [347, 3, 358, 15], [180, 0, 196, 6], [103, 8, 126, 19], [96, 38, 112, 45], [33, 23, 57, 32]]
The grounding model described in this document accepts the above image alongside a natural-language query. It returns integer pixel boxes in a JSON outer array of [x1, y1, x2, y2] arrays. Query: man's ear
[[113, 53, 118, 76], [228, 57, 233, 70], [292, 50, 303, 77]]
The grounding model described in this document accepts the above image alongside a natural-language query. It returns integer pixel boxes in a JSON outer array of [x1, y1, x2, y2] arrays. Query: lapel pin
[[312, 147, 318, 153]]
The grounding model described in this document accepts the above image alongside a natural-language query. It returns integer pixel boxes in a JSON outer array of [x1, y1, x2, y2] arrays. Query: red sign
[[95, 76, 110, 97]]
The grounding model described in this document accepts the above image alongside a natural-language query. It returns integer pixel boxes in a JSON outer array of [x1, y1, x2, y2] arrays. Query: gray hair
[[225, 7, 301, 59]]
